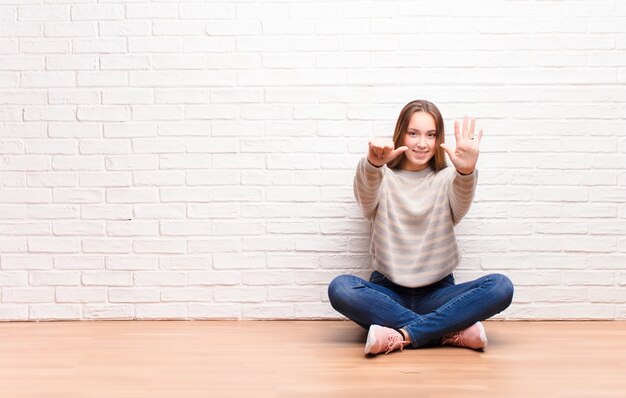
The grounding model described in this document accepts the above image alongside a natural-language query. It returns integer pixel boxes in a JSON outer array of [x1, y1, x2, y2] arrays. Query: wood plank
[[0, 321, 625, 397]]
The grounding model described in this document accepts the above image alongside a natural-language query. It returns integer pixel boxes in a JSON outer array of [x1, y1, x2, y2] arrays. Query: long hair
[[387, 100, 448, 172]]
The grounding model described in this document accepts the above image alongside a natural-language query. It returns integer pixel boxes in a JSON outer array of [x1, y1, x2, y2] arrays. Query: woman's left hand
[[440, 116, 483, 175]]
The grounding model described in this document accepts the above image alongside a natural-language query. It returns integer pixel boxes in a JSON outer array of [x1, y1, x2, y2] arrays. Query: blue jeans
[[328, 271, 514, 348]]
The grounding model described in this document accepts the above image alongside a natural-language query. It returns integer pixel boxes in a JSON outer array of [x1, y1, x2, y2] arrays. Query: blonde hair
[[387, 100, 448, 172]]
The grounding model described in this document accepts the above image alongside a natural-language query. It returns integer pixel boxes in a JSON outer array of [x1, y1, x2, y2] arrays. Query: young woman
[[328, 100, 514, 356]]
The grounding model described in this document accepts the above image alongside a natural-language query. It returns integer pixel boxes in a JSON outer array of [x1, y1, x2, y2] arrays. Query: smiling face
[[400, 111, 437, 171]]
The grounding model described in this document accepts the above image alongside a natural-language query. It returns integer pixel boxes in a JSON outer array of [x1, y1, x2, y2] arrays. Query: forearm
[[448, 169, 477, 224], [354, 157, 384, 219]]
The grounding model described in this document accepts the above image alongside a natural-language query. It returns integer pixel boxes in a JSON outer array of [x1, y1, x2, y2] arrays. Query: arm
[[353, 138, 408, 220], [353, 157, 384, 220], [448, 168, 478, 225], [440, 116, 482, 224]]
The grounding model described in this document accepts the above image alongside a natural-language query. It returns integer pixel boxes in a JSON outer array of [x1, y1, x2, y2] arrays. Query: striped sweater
[[353, 157, 477, 288]]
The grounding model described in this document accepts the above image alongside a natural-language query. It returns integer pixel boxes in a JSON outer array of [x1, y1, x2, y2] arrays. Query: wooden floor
[[0, 321, 625, 398]]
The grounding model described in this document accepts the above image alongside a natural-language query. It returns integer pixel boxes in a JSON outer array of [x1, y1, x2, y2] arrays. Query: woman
[[328, 100, 514, 356]]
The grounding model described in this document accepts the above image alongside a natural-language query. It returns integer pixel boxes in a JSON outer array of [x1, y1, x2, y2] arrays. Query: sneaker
[[364, 325, 410, 355], [441, 321, 488, 350]]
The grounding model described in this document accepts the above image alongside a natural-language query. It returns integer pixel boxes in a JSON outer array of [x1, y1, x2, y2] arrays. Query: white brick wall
[[0, 0, 625, 321]]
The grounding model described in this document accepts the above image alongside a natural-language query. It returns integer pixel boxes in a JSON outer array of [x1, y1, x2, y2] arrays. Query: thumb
[[389, 146, 408, 160], [440, 143, 453, 158]]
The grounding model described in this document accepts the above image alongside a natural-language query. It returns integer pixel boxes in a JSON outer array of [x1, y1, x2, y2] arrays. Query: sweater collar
[[389, 166, 434, 179]]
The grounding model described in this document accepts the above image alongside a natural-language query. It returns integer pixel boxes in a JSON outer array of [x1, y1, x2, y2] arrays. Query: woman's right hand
[[367, 137, 408, 167]]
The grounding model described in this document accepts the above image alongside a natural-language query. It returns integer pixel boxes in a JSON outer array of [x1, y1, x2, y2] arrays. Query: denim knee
[[328, 274, 360, 311], [490, 273, 514, 308]]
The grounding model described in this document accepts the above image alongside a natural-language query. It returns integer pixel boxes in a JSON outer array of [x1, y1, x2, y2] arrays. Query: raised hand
[[367, 137, 408, 167], [440, 116, 483, 175]]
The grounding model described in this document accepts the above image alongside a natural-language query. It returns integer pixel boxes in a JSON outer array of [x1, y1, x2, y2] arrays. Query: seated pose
[[328, 100, 514, 356]]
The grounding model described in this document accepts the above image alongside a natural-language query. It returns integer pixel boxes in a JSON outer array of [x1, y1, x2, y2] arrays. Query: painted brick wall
[[0, 0, 625, 321]]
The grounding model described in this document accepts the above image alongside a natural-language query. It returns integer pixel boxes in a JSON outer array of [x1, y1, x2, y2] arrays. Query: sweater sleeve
[[353, 157, 385, 220], [447, 168, 478, 225]]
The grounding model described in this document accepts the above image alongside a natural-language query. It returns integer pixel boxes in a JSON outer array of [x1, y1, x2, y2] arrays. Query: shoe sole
[[364, 325, 381, 355], [476, 321, 488, 348]]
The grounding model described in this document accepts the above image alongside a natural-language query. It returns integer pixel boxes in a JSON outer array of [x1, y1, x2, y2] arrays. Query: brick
[[3, 287, 54, 303], [54, 256, 104, 270], [160, 187, 211, 202], [0, 271, 28, 286], [188, 271, 239, 285], [268, 287, 320, 302], [106, 256, 157, 271], [48, 90, 99, 105], [99, 22, 151, 37], [56, 287, 106, 303], [72, 38, 125, 54], [70, 5, 124, 21], [83, 305, 133, 320], [135, 304, 187, 319], [102, 89, 152, 105], [214, 287, 265, 303], [133, 240, 186, 254], [2, 255, 52, 270], [106, 220, 158, 237], [160, 256, 212, 271], [133, 171, 185, 186], [77, 171, 130, 189], [188, 238, 240, 254], [134, 271, 186, 286], [77, 106, 128, 122], [161, 288, 212, 302], [80, 205, 131, 221], [133, 204, 186, 219], [242, 305, 294, 319], [77, 72, 127, 87], [189, 304, 240, 319], [160, 221, 211, 236], [213, 253, 266, 269], [30, 305, 80, 320], [52, 221, 103, 236], [46, 55, 96, 70], [155, 89, 208, 104]]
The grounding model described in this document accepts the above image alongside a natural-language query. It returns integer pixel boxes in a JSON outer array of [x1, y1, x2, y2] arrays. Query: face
[[400, 111, 437, 171]]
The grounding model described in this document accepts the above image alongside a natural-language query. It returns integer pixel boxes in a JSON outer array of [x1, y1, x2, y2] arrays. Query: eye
[[428, 133, 436, 138], [407, 132, 417, 137]]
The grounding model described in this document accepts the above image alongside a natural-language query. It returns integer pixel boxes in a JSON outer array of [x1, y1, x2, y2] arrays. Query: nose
[[416, 136, 427, 148]]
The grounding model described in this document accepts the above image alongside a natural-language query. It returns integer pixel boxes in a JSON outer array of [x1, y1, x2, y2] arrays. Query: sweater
[[353, 157, 477, 288]]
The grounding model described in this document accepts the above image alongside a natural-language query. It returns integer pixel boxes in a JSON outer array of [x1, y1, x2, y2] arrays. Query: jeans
[[328, 271, 514, 348]]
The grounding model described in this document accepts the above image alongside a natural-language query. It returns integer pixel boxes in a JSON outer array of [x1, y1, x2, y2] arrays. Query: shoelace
[[441, 331, 463, 347], [384, 334, 409, 354]]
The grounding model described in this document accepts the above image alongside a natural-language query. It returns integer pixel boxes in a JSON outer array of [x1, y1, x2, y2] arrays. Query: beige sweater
[[353, 157, 477, 288]]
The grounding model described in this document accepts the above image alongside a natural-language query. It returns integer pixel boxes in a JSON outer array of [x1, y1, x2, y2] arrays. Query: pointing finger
[[389, 146, 408, 161]]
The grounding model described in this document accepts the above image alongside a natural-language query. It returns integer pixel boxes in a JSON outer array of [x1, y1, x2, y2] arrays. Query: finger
[[440, 143, 454, 159], [462, 116, 469, 138], [454, 120, 461, 144], [389, 146, 408, 160], [469, 118, 475, 139], [382, 146, 391, 158], [476, 129, 483, 143], [371, 145, 378, 157]]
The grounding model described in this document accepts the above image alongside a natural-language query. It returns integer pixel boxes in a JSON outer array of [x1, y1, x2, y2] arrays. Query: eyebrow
[[407, 128, 436, 133]]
